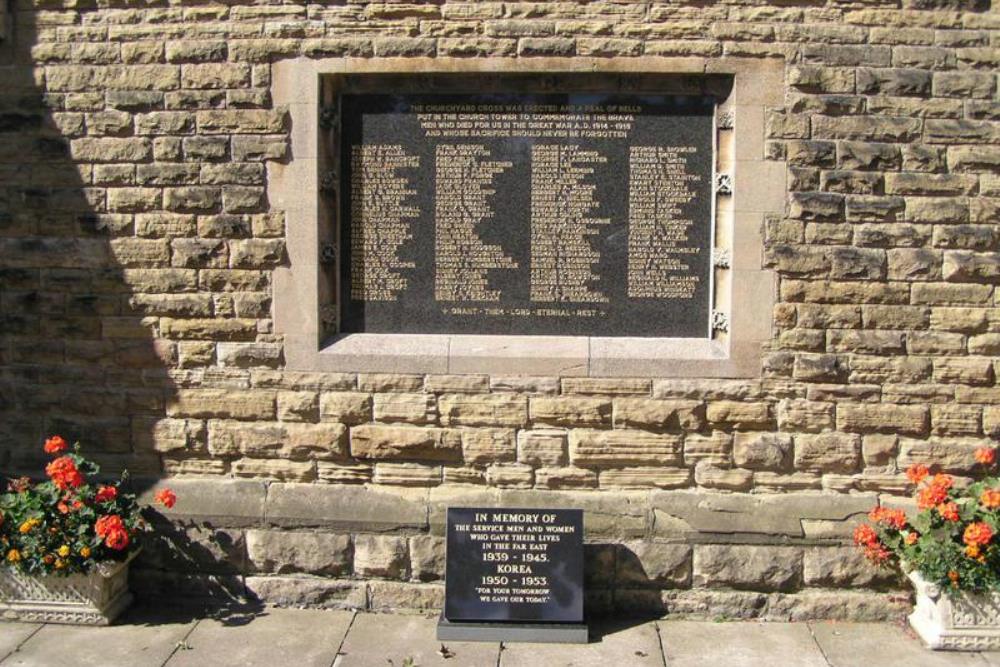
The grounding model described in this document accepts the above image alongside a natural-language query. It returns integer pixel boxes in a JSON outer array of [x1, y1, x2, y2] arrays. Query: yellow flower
[[54, 559, 65, 570], [57, 545, 70, 558], [18, 518, 39, 534], [966, 544, 981, 559], [79, 546, 91, 558], [6, 549, 21, 563]]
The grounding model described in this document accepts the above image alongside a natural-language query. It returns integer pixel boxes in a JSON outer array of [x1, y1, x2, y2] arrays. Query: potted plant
[[0, 436, 176, 625], [855, 446, 1000, 650]]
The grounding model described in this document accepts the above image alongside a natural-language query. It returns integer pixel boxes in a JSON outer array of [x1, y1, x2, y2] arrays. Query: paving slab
[[0, 625, 41, 662], [0, 605, 197, 667], [658, 621, 828, 667], [167, 607, 354, 667], [334, 613, 500, 667], [810, 622, 991, 667], [500, 619, 664, 667]]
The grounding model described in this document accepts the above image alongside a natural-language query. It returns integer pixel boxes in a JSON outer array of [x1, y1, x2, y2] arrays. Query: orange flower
[[905, 532, 919, 546], [981, 489, 1000, 509], [906, 463, 930, 485], [45, 456, 83, 491], [155, 488, 177, 509], [95, 514, 130, 551], [966, 544, 981, 559], [43, 435, 68, 455], [930, 473, 954, 490], [937, 502, 960, 522], [963, 522, 994, 547], [917, 484, 950, 510], [864, 543, 892, 564], [948, 570, 960, 587], [80, 546, 91, 558], [869, 507, 908, 530], [975, 447, 996, 466], [94, 485, 117, 503], [853, 524, 879, 547]]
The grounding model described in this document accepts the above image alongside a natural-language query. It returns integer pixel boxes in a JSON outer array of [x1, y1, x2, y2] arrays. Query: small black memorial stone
[[438, 507, 587, 644]]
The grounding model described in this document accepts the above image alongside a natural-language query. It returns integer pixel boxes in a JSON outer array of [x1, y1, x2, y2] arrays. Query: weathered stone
[[837, 403, 928, 435], [167, 389, 275, 420], [350, 424, 461, 461], [373, 463, 441, 486], [694, 463, 753, 492], [569, 429, 683, 467], [246, 530, 352, 575], [613, 398, 704, 431], [706, 402, 772, 430], [897, 437, 983, 474], [733, 432, 793, 471], [598, 467, 690, 490], [244, 576, 365, 609], [617, 542, 692, 589], [409, 535, 445, 582], [793, 433, 862, 473], [319, 392, 371, 425], [233, 458, 315, 482], [354, 535, 408, 579], [438, 393, 527, 427], [693, 545, 802, 592], [277, 391, 319, 422], [530, 396, 611, 426], [461, 428, 516, 465], [517, 428, 567, 466], [534, 466, 597, 489], [372, 393, 436, 424], [485, 463, 534, 488]]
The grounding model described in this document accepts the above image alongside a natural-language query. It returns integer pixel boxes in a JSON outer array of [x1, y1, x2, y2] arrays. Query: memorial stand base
[[436, 614, 589, 644]]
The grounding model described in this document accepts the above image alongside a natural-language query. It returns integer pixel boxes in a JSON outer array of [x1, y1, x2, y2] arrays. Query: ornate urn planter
[[908, 570, 1000, 651], [0, 554, 135, 625]]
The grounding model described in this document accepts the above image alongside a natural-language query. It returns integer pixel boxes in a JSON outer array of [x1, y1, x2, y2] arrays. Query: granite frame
[[272, 57, 784, 378]]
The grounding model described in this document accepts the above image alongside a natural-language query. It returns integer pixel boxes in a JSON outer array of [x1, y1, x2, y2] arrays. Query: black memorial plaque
[[339, 92, 715, 338], [444, 507, 583, 623]]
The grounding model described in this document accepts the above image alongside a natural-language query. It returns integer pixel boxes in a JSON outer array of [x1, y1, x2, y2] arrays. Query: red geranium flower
[[975, 447, 996, 466], [43, 436, 68, 455], [95, 514, 125, 538], [964, 522, 993, 547], [937, 502, 960, 522], [154, 488, 177, 509], [853, 524, 879, 547], [906, 463, 930, 485], [94, 485, 117, 503], [104, 528, 130, 551], [45, 456, 83, 491]]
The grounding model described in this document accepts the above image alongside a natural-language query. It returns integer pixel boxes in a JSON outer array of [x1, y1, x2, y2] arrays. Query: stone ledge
[[138, 478, 267, 527], [263, 483, 429, 531]]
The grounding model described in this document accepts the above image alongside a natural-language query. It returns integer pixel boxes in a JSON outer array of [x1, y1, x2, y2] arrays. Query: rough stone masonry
[[0, 0, 997, 620]]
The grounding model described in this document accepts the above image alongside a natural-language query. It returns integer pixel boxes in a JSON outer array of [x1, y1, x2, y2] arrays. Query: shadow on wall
[[0, 2, 245, 605]]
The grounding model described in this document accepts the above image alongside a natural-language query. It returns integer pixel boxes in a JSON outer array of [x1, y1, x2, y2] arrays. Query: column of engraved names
[[530, 145, 609, 304], [627, 145, 703, 299], [349, 144, 419, 301], [434, 144, 518, 302]]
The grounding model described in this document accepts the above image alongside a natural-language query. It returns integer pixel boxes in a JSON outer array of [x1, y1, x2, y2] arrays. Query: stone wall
[[0, 0, 997, 619]]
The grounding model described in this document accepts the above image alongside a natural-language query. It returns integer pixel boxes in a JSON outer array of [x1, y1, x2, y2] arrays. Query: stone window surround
[[272, 57, 785, 378]]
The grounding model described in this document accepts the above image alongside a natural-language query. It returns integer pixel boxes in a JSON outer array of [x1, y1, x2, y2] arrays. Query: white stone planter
[[908, 570, 1000, 650], [0, 554, 135, 625]]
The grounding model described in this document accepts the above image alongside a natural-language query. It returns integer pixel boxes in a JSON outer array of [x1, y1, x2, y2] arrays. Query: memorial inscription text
[[339, 93, 715, 337], [444, 507, 583, 623]]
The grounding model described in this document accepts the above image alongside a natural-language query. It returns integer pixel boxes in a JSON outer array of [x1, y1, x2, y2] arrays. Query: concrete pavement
[[1, 604, 998, 666]]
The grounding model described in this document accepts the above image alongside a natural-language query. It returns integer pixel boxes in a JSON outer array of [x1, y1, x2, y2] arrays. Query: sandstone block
[[517, 429, 567, 466], [373, 463, 442, 486], [617, 542, 692, 588], [485, 463, 534, 488], [319, 392, 372, 425], [246, 530, 352, 575], [244, 576, 365, 610], [683, 432, 732, 466], [706, 401, 772, 430], [613, 398, 704, 430], [862, 434, 898, 467], [837, 403, 928, 435], [167, 389, 275, 420], [569, 429, 683, 467], [803, 547, 892, 587], [354, 534, 408, 579], [694, 463, 753, 491], [373, 393, 436, 424], [462, 429, 516, 465], [233, 458, 315, 482], [794, 433, 862, 473], [197, 109, 287, 134], [530, 397, 611, 426], [438, 393, 527, 427], [277, 391, 318, 422], [694, 545, 802, 592], [733, 432, 792, 470], [534, 467, 597, 489], [350, 424, 461, 461], [598, 467, 690, 490], [132, 417, 205, 453], [409, 535, 445, 582], [898, 437, 983, 474], [777, 399, 835, 433]]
